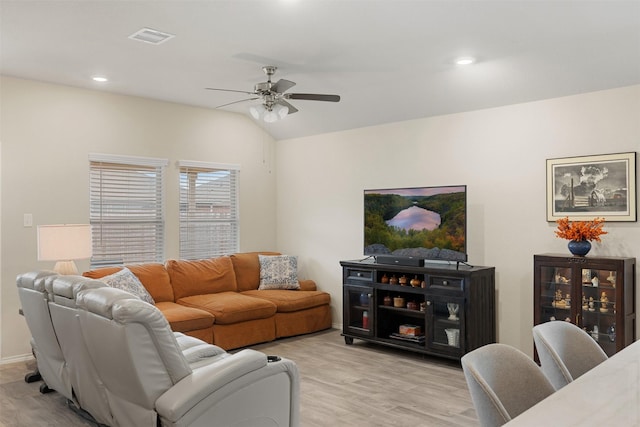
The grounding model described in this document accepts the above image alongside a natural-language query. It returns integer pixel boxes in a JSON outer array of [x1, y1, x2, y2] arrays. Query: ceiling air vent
[[128, 28, 175, 45]]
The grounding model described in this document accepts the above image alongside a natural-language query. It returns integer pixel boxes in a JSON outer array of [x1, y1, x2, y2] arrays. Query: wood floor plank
[[0, 329, 479, 426]]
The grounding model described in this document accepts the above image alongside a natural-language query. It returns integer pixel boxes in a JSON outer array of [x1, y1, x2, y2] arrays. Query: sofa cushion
[[258, 255, 300, 290], [166, 257, 237, 300], [177, 292, 277, 325], [97, 267, 155, 304], [83, 263, 174, 303], [210, 318, 276, 350], [274, 306, 332, 339], [242, 290, 331, 313], [155, 301, 214, 332], [230, 252, 280, 292]]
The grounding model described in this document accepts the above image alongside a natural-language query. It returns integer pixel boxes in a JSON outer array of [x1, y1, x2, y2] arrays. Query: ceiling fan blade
[[205, 87, 256, 95], [286, 93, 340, 102], [271, 79, 296, 93], [215, 97, 259, 108], [276, 99, 298, 115]]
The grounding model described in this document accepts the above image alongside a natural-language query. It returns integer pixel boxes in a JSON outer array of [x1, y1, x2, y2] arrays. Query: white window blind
[[89, 154, 167, 268], [179, 161, 239, 260]]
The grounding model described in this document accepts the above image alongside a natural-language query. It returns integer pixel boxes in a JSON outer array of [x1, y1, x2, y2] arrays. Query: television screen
[[364, 185, 467, 262]]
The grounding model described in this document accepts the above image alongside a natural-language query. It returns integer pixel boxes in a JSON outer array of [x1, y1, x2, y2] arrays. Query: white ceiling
[[2, 1, 639, 141]]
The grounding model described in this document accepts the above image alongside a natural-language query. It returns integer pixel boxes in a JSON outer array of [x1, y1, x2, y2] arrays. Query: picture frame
[[546, 152, 637, 222]]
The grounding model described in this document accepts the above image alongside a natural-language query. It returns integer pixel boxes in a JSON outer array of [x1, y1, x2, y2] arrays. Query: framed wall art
[[546, 152, 637, 222]]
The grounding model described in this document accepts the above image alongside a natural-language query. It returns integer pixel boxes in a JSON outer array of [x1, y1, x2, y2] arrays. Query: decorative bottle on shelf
[[360, 293, 369, 306], [410, 275, 421, 287], [381, 274, 389, 284], [399, 275, 408, 286], [362, 311, 369, 329], [608, 324, 616, 342]]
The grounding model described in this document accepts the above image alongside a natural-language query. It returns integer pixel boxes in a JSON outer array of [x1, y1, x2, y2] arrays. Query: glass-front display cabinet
[[534, 254, 636, 357]]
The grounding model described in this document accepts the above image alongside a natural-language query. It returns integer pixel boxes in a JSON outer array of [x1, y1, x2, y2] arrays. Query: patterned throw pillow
[[258, 255, 300, 290], [100, 267, 155, 304]]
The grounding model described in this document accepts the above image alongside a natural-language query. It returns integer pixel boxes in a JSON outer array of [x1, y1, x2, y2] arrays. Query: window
[[89, 154, 167, 268], [179, 161, 239, 259]]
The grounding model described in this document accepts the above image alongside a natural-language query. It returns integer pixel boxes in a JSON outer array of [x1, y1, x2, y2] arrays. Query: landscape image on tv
[[364, 185, 466, 261]]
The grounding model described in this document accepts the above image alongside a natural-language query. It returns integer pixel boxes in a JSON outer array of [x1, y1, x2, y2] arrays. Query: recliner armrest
[[155, 349, 268, 420]]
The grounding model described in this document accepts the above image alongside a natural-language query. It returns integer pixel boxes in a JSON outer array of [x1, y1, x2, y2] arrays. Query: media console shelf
[[340, 259, 496, 360]]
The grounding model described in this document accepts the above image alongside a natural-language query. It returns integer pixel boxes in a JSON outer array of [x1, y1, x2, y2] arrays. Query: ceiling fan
[[205, 66, 340, 122]]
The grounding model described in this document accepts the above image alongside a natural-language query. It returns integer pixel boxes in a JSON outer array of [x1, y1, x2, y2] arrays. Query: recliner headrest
[[16, 271, 57, 291], [48, 275, 107, 299], [76, 287, 140, 320]]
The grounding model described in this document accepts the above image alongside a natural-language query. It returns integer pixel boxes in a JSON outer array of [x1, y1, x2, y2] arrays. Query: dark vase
[[568, 240, 591, 256]]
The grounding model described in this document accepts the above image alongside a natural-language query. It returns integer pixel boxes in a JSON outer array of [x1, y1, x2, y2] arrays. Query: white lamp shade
[[37, 224, 92, 261]]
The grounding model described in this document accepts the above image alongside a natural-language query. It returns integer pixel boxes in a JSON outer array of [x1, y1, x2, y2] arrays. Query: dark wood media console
[[340, 258, 496, 360]]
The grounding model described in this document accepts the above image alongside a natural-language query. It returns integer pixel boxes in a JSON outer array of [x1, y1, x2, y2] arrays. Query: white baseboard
[[0, 353, 34, 365]]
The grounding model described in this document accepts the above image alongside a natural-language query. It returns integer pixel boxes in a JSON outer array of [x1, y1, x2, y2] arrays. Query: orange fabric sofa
[[83, 252, 332, 350]]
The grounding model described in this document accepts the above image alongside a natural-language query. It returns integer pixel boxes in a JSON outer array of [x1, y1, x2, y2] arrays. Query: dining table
[[505, 338, 640, 426]]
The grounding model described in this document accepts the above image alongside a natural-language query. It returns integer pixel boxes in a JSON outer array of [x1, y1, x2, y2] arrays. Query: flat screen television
[[364, 185, 467, 264]]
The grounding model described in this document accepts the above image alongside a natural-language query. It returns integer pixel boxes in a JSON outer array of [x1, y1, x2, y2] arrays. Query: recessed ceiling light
[[455, 57, 476, 66], [92, 76, 108, 83]]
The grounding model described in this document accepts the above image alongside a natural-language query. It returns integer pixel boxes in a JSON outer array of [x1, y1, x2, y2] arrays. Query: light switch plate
[[24, 213, 33, 227]]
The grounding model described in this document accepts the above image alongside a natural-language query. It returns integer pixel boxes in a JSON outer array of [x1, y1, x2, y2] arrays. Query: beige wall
[[275, 85, 640, 356], [0, 76, 278, 360]]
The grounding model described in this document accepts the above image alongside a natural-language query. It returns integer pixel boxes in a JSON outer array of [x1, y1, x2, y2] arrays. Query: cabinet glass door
[[344, 286, 373, 336], [427, 295, 464, 356], [580, 267, 617, 356], [538, 265, 574, 323]]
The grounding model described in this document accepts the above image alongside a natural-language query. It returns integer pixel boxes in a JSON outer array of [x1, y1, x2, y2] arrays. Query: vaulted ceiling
[[2, 1, 639, 140]]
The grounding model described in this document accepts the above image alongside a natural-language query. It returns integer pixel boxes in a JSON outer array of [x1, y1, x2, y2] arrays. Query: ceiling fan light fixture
[[250, 104, 265, 120], [275, 104, 289, 119], [210, 66, 341, 122], [250, 103, 288, 122], [263, 109, 279, 123]]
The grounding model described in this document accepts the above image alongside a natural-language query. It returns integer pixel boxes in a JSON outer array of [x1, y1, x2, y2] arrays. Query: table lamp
[[37, 224, 92, 275]]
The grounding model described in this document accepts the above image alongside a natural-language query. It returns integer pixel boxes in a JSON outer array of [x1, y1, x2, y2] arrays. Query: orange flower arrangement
[[555, 217, 607, 242]]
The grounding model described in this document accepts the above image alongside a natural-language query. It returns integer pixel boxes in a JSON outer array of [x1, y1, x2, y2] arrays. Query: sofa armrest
[[155, 349, 267, 420], [298, 279, 316, 291]]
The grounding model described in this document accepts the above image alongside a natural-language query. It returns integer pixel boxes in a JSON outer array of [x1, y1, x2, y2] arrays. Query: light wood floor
[[0, 329, 479, 426]]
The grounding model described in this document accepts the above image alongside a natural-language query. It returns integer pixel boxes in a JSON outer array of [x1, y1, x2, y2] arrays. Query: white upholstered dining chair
[[532, 320, 608, 390], [461, 343, 555, 427]]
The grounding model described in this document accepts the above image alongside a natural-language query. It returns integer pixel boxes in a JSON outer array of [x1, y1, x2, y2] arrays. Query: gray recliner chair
[[45, 274, 116, 425], [461, 343, 555, 427], [16, 271, 74, 399], [532, 321, 608, 390], [75, 286, 300, 427]]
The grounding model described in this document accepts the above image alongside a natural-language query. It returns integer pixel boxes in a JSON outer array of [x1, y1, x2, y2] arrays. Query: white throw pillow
[[258, 255, 300, 290], [100, 267, 155, 304]]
